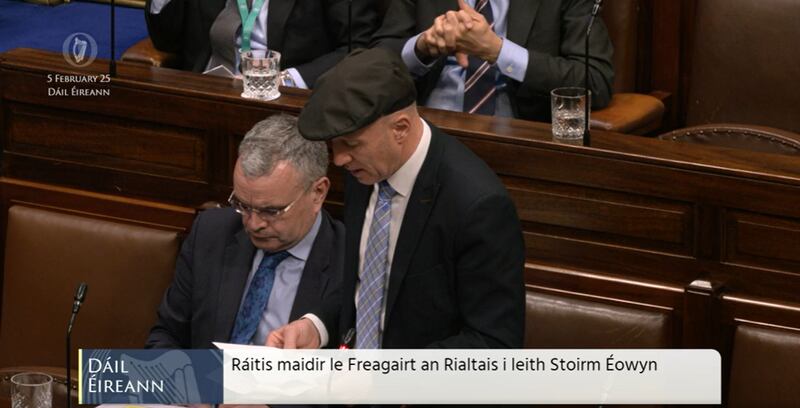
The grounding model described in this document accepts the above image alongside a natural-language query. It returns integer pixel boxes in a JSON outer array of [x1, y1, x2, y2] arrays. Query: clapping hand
[[414, 0, 503, 68]]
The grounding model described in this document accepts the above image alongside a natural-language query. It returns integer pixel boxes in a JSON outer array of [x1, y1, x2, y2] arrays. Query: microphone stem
[[66, 328, 72, 408], [583, 0, 602, 147], [66, 283, 86, 408], [583, 14, 596, 147]]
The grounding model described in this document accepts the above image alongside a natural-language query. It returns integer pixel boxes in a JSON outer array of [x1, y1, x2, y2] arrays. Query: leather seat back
[[0, 206, 180, 368], [525, 291, 671, 348], [658, 124, 800, 156], [686, 0, 800, 132], [728, 325, 800, 407], [602, 0, 641, 93]]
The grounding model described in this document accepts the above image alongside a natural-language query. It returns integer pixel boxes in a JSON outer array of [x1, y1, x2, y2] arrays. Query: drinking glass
[[550, 87, 591, 144], [11, 372, 52, 408], [240, 50, 281, 101]]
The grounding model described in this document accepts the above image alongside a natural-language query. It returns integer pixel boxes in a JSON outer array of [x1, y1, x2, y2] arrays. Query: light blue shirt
[[400, 0, 528, 116], [238, 211, 321, 345], [149, 0, 307, 88]]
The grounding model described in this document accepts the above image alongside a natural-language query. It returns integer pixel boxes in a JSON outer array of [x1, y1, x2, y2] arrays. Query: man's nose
[[332, 150, 351, 167], [244, 212, 268, 231]]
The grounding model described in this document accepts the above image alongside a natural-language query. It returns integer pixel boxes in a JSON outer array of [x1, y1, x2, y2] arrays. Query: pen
[[339, 328, 355, 349]]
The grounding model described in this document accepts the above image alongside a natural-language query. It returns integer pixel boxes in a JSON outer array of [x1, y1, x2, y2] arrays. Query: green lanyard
[[237, 0, 266, 52]]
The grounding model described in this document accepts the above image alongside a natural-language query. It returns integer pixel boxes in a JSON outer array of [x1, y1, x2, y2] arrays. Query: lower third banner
[[79, 349, 223, 404]]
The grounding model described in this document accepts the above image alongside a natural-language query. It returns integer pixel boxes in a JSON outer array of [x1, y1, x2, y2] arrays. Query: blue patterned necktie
[[355, 181, 396, 349], [230, 250, 290, 344], [463, 0, 498, 115]]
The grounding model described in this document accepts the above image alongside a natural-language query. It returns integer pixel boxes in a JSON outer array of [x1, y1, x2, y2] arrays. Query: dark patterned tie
[[463, 0, 498, 115], [230, 250, 290, 344]]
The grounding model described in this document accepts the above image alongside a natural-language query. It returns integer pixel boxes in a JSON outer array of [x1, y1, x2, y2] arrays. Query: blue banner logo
[[80, 349, 223, 404]]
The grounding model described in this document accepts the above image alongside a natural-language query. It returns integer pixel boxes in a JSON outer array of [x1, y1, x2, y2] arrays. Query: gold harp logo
[[62, 33, 98, 68]]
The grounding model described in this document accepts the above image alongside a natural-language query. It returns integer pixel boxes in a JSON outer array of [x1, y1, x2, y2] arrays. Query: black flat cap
[[298, 48, 417, 141]]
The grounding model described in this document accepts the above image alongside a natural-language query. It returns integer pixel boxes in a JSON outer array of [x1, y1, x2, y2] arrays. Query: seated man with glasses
[[147, 113, 344, 349]]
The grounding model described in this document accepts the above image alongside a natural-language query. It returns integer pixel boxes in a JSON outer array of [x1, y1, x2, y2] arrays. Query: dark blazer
[[145, 0, 379, 86], [319, 124, 525, 349], [146, 207, 344, 349], [372, 0, 615, 121]]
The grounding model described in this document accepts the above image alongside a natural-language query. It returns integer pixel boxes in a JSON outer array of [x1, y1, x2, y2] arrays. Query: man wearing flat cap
[[269, 48, 524, 350]]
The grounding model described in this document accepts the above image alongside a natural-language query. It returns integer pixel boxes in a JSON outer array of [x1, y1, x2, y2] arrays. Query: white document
[[213, 341, 277, 350], [202, 65, 236, 78]]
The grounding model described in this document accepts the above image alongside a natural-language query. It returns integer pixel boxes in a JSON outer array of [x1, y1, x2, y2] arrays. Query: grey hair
[[237, 114, 328, 185]]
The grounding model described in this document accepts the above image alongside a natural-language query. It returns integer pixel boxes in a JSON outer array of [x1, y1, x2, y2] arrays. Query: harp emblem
[[72, 36, 88, 64]]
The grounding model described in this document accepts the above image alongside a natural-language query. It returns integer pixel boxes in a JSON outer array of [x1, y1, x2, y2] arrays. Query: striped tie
[[230, 250, 290, 344], [355, 181, 396, 349], [463, 0, 498, 115]]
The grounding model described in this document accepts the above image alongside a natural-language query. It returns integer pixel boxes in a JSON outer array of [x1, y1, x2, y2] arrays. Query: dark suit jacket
[[372, 0, 615, 121], [319, 124, 525, 349], [146, 207, 344, 349], [145, 0, 379, 86]]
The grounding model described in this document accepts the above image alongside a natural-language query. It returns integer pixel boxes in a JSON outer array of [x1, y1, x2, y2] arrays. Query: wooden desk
[[2, 48, 799, 355]]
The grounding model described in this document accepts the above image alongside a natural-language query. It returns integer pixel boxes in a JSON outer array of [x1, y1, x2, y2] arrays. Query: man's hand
[[415, 0, 503, 67], [266, 318, 320, 349], [415, 15, 457, 62], [452, 0, 503, 67]]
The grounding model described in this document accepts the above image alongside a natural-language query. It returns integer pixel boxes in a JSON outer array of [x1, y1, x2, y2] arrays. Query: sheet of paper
[[213, 341, 278, 350], [202, 64, 235, 78]]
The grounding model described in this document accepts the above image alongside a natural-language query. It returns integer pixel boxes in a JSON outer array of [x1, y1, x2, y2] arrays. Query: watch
[[280, 70, 296, 88]]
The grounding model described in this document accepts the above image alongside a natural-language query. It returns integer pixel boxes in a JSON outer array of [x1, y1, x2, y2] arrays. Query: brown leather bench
[[728, 324, 800, 407], [0, 205, 181, 369], [659, 124, 800, 156], [683, 0, 800, 133], [525, 291, 672, 348], [592, 0, 665, 135]]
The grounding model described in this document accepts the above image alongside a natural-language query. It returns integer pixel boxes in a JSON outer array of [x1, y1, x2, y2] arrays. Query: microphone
[[69, 282, 88, 326], [583, 0, 603, 147], [66, 282, 88, 408], [347, 0, 353, 53], [109, 0, 117, 77]]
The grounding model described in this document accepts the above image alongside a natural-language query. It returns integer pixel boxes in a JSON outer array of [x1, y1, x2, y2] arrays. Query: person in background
[[372, 0, 614, 121], [145, 0, 379, 88]]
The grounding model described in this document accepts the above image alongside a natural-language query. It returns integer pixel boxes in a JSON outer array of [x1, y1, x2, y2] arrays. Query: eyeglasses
[[228, 188, 306, 221]]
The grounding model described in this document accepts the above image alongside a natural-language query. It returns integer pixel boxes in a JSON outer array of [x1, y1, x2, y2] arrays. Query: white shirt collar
[[384, 118, 431, 197]]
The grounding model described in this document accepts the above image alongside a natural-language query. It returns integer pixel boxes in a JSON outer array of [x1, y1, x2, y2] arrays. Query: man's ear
[[312, 177, 331, 208], [391, 112, 412, 144]]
